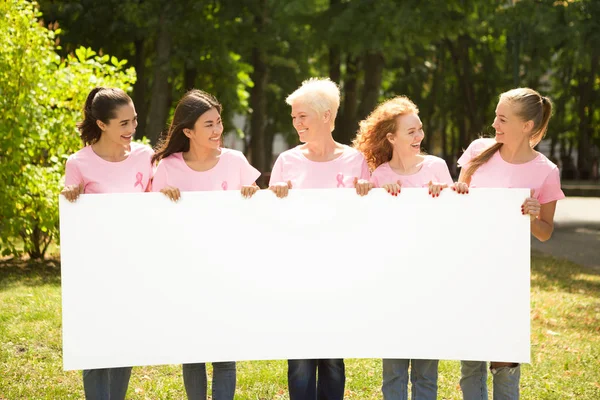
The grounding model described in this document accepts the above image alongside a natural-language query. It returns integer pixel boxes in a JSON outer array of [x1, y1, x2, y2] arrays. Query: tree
[[0, 0, 136, 259]]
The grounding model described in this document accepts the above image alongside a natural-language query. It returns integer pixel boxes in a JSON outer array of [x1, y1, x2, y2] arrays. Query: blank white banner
[[59, 188, 530, 371]]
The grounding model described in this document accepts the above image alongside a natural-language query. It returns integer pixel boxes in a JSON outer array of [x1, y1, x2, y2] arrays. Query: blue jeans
[[382, 359, 438, 400], [82, 367, 132, 400], [182, 362, 236, 400], [288, 359, 345, 400], [460, 361, 520, 400]]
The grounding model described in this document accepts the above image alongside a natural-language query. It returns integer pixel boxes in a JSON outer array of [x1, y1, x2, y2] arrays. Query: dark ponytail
[[76, 87, 132, 146]]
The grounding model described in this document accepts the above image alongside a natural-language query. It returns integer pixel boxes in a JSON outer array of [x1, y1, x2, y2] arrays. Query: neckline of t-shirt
[[177, 148, 226, 173], [88, 143, 136, 165], [295, 145, 349, 164], [495, 149, 542, 166], [385, 155, 429, 177]]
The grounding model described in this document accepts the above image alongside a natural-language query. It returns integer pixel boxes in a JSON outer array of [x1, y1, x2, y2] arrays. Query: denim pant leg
[[109, 367, 132, 400], [410, 359, 439, 400], [491, 364, 520, 400], [382, 359, 410, 400], [288, 359, 317, 400], [83, 367, 132, 400], [316, 359, 345, 400], [460, 361, 488, 400], [212, 361, 236, 400], [183, 363, 207, 400], [83, 369, 109, 400]]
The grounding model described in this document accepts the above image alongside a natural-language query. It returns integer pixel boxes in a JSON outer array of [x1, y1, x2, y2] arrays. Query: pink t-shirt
[[64, 142, 154, 193], [269, 145, 370, 189], [458, 138, 565, 204], [151, 148, 260, 192], [371, 155, 453, 188]]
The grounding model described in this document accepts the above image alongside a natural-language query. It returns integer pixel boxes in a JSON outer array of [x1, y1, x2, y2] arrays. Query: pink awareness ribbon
[[134, 172, 143, 189], [336, 173, 345, 188], [221, 181, 228, 190]]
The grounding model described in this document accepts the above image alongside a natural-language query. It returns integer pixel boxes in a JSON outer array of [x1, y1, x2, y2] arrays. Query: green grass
[[1, 253, 599, 399]]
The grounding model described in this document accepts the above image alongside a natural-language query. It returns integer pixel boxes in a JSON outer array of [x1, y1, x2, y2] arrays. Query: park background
[[0, 0, 599, 398]]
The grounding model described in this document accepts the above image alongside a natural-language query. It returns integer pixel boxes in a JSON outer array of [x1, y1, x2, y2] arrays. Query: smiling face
[[184, 107, 223, 150], [290, 101, 331, 143], [491, 99, 535, 147], [386, 112, 424, 157], [97, 102, 138, 145]]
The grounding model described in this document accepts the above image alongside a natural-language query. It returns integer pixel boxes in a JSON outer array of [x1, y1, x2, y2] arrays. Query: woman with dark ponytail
[[456, 88, 564, 400], [61, 87, 153, 399]]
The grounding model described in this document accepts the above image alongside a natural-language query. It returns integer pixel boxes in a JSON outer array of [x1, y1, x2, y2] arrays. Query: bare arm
[[458, 168, 471, 185], [531, 201, 556, 242]]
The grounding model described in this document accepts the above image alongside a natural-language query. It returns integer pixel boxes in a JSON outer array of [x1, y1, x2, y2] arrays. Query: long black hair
[[151, 89, 222, 164]]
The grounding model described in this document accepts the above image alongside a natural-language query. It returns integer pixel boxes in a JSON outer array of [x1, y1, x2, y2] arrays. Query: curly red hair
[[353, 96, 419, 171]]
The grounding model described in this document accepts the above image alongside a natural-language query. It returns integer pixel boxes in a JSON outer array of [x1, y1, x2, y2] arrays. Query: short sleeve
[[269, 154, 285, 186], [64, 157, 84, 187], [151, 161, 168, 192], [458, 138, 494, 168], [359, 156, 371, 180], [433, 158, 453, 185], [238, 153, 261, 185], [457, 143, 475, 168], [370, 172, 381, 188], [537, 166, 565, 204]]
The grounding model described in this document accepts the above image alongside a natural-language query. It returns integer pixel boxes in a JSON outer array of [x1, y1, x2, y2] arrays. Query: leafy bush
[[0, 0, 136, 259]]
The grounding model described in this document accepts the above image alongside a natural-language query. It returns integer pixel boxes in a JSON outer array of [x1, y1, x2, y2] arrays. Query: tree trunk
[[132, 39, 149, 140], [146, 12, 172, 145], [184, 67, 197, 92], [328, 0, 342, 84], [446, 36, 481, 149], [329, 46, 341, 84], [335, 55, 359, 145], [249, 0, 269, 186], [441, 121, 449, 167], [358, 51, 384, 122], [450, 123, 458, 170], [423, 46, 445, 154], [262, 120, 276, 187], [576, 51, 598, 180], [511, 24, 521, 86]]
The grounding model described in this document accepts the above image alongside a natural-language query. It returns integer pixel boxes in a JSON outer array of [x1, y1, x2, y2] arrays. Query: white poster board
[[59, 188, 530, 370]]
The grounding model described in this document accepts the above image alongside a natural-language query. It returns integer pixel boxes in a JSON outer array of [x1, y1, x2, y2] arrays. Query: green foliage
[[0, 0, 135, 259], [36, 0, 600, 178]]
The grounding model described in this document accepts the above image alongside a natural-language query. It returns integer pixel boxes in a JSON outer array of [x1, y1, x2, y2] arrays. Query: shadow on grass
[[531, 250, 600, 297], [0, 257, 61, 291], [531, 252, 600, 335]]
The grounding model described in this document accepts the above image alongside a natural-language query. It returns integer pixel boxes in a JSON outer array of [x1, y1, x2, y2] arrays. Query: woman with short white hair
[[269, 77, 372, 400]]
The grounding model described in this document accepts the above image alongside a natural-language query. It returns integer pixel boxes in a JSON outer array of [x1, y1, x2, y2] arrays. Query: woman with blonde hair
[[269, 77, 372, 400], [457, 87, 564, 399], [353, 95, 454, 400]]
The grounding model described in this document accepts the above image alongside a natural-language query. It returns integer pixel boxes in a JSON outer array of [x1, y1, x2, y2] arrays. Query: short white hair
[[286, 77, 340, 130]]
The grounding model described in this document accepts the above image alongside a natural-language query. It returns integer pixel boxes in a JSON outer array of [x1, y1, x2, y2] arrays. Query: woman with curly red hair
[[354, 96, 456, 199], [353, 95, 455, 400]]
